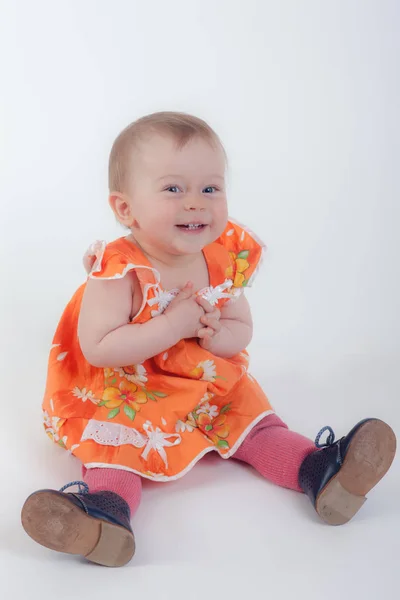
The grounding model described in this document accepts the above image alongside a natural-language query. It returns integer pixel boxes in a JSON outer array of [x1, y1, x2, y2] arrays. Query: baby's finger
[[196, 296, 215, 313], [200, 316, 222, 332], [197, 327, 215, 339], [199, 334, 212, 350], [212, 307, 221, 321], [210, 319, 221, 332], [174, 281, 194, 300]]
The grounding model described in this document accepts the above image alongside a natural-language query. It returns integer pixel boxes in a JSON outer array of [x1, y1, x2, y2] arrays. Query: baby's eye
[[165, 186, 181, 193], [203, 186, 218, 194]]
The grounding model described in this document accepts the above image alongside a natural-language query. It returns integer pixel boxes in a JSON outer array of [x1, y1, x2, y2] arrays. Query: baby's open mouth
[[176, 223, 207, 231]]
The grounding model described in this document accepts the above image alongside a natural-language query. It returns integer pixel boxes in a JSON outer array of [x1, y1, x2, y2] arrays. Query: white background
[[0, 0, 399, 598]]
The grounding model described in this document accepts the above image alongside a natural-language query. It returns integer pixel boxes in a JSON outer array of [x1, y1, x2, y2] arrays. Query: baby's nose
[[184, 195, 206, 211]]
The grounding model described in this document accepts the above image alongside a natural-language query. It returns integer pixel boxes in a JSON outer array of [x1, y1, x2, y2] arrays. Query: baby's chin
[[169, 240, 207, 256], [169, 227, 218, 254]]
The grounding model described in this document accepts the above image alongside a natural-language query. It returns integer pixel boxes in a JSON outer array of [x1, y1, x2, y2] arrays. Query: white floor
[[1, 350, 398, 600]]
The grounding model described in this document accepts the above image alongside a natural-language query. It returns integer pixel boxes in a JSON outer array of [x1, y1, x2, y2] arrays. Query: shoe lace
[[315, 426, 344, 466], [59, 480, 89, 494], [58, 481, 90, 513]]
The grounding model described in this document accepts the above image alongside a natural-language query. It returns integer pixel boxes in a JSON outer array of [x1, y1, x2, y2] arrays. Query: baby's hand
[[164, 282, 205, 340], [196, 297, 221, 350]]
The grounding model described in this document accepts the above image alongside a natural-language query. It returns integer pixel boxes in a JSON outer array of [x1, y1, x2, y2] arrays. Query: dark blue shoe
[[21, 481, 135, 566], [299, 418, 396, 525]]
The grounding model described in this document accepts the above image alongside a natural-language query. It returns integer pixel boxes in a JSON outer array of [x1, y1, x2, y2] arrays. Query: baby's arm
[[200, 294, 253, 359], [78, 275, 182, 367]]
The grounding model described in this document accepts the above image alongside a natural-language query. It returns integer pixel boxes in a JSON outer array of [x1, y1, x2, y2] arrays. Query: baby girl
[[21, 112, 396, 567]]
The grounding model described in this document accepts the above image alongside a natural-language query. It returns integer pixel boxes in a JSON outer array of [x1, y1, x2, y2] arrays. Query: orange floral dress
[[42, 220, 273, 482]]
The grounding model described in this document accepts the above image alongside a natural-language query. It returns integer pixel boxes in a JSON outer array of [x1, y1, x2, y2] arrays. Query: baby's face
[[124, 134, 228, 256]]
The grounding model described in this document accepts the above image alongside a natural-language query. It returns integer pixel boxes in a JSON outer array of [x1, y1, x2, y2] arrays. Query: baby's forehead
[[109, 112, 225, 192], [133, 133, 225, 175]]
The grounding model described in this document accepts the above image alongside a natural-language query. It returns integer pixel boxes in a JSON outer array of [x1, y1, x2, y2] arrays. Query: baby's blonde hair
[[108, 111, 224, 192]]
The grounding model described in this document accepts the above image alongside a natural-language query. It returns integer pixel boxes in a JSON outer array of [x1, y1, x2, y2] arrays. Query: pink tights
[[82, 414, 316, 517]]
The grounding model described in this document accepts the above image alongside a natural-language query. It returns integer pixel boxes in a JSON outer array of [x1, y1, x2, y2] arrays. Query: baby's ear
[[109, 192, 134, 227]]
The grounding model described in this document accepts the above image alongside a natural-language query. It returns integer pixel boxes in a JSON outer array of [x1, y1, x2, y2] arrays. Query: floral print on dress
[[190, 359, 217, 382], [43, 411, 67, 448], [115, 363, 148, 386], [218, 220, 266, 289], [99, 368, 167, 421], [175, 419, 195, 434], [226, 250, 252, 287], [199, 391, 215, 404], [197, 413, 230, 449], [197, 402, 219, 419], [175, 401, 232, 450], [72, 387, 99, 404]]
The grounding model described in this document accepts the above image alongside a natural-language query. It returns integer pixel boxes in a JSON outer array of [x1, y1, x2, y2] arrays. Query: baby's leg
[[233, 415, 396, 525], [82, 466, 142, 516], [233, 414, 315, 491]]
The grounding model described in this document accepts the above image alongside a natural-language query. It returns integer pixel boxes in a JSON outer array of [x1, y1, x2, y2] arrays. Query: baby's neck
[[128, 235, 201, 269]]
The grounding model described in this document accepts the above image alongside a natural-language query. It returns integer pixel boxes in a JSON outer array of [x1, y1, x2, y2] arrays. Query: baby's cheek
[[152, 206, 176, 230]]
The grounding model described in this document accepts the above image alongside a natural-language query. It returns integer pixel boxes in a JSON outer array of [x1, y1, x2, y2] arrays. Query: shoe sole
[[21, 490, 135, 567], [316, 419, 397, 525]]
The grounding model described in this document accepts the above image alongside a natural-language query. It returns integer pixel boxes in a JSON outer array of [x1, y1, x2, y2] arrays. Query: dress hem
[[82, 409, 275, 482]]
